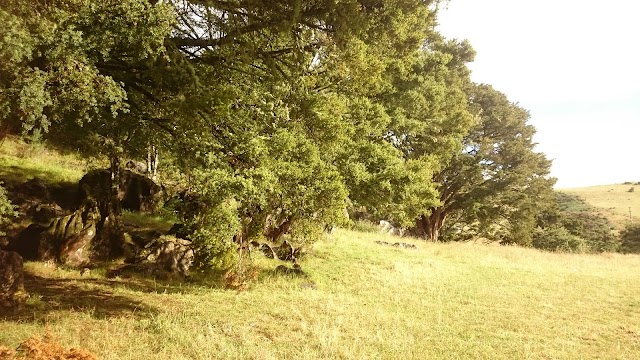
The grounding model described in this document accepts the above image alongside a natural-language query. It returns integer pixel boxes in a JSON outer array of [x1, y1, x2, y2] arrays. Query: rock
[[4, 223, 47, 260], [59, 223, 96, 268], [0, 250, 27, 308], [125, 160, 147, 174], [375, 240, 417, 250], [37, 206, 100, 267], [133, 235, 194, 276], [29, 202, 66, 224], [79, 169, 163, 214], [378, 220, 405, 236], [275, 264, 306, 277]]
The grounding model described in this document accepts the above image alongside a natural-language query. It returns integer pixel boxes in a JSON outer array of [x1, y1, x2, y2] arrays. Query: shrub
[[620, 223, 640, 254], [0, 183, 17, 236], [351, 219, 380, 234], [560, 212, 619, 252], [532, 226, 588, 253]]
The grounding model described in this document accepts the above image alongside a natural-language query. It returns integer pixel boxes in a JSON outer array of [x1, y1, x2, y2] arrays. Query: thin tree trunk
[[109, 155, 122, 217], [147, 144, 158, 180]]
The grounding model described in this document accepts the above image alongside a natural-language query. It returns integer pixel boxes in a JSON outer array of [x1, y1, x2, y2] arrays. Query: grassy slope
[[2, 229, 640, 359], [0, 137, 86, 185], [2, 139, 640, 358], [562, 184, 640, 228]]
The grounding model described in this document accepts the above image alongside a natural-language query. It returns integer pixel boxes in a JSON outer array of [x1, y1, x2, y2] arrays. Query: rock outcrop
[[122, 235, 194, 277], [0, 250, 26, 308], [79, 169, 163, 214], [38, 206, 100, 267]]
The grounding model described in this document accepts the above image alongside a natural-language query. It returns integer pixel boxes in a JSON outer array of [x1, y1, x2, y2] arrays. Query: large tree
[[412, 84, 556, 243], [3, 0, 469, 268]]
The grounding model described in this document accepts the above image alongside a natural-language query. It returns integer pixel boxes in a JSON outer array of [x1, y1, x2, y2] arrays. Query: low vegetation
[[2, 1, 639, 358], [562, 184, 640, 228], [2, 229, 640, 359]]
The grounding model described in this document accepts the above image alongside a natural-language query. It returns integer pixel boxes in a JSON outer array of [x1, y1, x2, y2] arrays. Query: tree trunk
[[265, 218, 291, 243], [415, 208, 447, 242], [146, 144, 158, 181], [109, 156, 122, 217]]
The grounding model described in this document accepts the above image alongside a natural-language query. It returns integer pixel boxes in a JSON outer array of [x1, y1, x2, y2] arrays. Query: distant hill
[[561, 183, 640, 228]]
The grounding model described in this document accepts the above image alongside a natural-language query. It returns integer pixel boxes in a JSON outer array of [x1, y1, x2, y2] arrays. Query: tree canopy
[[0, 0, 561, 269]]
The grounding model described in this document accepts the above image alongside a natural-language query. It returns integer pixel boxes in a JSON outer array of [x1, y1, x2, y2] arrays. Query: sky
[[436, 0, 640, 188]]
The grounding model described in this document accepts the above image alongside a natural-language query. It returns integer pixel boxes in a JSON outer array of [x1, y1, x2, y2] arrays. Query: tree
[[620, 222, 640, 254], [2, 0, 457, 268], [535, 193, 619, 252], [412, 84, 556, 243]]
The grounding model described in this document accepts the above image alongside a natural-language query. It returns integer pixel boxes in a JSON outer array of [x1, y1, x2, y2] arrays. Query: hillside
[[2, 139, 640, 359], [1, 229, 639, 359], [561, 183, 640, 228]]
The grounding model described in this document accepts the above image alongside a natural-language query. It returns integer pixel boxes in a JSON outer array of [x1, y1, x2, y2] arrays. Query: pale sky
[[436, 0, 640, 188]]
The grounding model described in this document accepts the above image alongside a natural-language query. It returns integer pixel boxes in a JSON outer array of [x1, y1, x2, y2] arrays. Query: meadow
[[2, 229, 640, 359], [562, 184, 640, 228], [2, 138, 640, 359]]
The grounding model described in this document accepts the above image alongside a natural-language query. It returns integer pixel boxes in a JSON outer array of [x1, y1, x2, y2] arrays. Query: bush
[[532, 226, 588, 253], [0, 183, 17, 236], [560, 212, 619, 252], [620, 223, 640, 254], [351, 219, 380, 234]]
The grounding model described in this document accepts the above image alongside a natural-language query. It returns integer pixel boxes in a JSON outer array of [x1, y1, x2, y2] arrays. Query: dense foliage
[[1, 0, 581, 268], [413, 84, 556, 244], [534, 193, 619, 253], [620, 222, 640, 254]]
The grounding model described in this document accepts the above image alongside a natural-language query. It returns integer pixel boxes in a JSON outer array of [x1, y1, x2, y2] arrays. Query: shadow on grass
[[1, 273, 160, 322]]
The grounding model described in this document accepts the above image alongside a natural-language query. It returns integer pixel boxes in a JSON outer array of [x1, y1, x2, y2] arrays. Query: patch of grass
[[562, 184, 640, 228], [0, 137, 88, 185], [350, 219, 380, 234], [2, 229, 640, 359], [121, 210, 178, 233]]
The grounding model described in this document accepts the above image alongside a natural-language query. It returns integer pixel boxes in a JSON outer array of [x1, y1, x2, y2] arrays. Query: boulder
[[29, 202, 66, 224], [379, 220, 404, 236], [79, 169, 163, 214], [37, 206, 100, 267], [4, 223, 47, 260], [0, 250, 26, 308], [59, 223, 97, 268], [131, 235, 194, 276]]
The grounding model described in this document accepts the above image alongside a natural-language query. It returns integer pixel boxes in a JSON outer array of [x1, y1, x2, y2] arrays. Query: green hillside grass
[[0, 137, 86, 185], [2, 139, 640, 359], [562, 184, 640, 227], [2, 229, 640, 359]]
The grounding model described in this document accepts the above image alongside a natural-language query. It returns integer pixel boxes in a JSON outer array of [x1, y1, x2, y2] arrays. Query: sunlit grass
[[563, 184, 640, 227], [2, 229, 639, 359], [0, 137, 87, 184]]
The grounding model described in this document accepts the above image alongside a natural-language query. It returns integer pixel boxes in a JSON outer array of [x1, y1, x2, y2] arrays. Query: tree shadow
[[1, 273, 159, 322]]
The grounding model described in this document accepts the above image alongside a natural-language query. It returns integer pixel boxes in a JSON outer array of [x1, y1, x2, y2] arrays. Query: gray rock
[[0, 250, 26, 308], [133, 235, 194, 276]]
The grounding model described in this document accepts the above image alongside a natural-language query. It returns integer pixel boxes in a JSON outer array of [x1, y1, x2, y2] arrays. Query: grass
[[562, 184, 640, 227], [1, 139, 639, 358], [2, 229, 640, 359], [0, 137, 87, 185]]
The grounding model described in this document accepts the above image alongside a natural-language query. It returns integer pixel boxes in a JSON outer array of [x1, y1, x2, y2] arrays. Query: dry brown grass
[[0, 333, 97, 360]]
